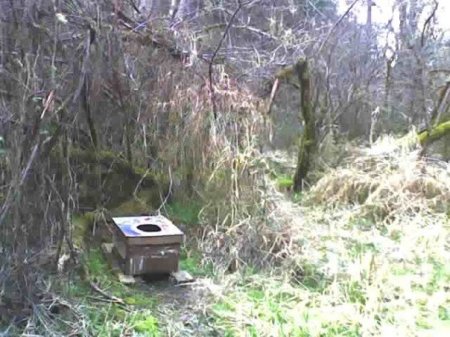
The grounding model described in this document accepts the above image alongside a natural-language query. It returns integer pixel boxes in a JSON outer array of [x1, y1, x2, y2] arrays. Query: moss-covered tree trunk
[[293, 59, 316, 192], [418, 120, 450, 146], [415, 79, 450, 154]]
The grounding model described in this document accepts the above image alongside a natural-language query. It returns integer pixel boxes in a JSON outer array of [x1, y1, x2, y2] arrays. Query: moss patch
[[165, 200, 202, 226], [179, 250, 213, 277], [72, 212, 96, 248], [276, 174, 294, 190]]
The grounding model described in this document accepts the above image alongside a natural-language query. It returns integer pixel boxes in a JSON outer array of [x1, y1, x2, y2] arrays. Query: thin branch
[[0, 144, 40, 226], [316, 0, 360, 55], [156, 166, 173, 215], [266, 78, 280, 115], [421, 0, 438, 47], [208, 1, 254, 119], [89, 281, 126, 306]]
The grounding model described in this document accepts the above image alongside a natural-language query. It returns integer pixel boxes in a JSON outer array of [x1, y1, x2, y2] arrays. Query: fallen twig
[[88, 281, 126, 306]]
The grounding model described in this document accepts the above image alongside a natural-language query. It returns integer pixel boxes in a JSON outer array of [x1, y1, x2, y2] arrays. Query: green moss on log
[[418, 121, 450, 146]]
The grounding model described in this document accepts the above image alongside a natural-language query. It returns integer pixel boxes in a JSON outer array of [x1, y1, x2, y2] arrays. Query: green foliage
[[55, 248, 161, 336], [349, 241, 378, 258], [111, 196, 151, 217], [293, 262, 329, 292], [208, 273, 365, 337], [292, 192, 304, 203], [133, 314, 160, 336], [418, 120, 450, 146], [320, 323, 361, 337], [83, 249, 158, 307], [166, 200, 202, 226], [85, 248, 110, 278], [344, 281, 366, 305], [416, 316, 433, 329], [439, 305, 450, 321], [276, 174, 294, 190], [65, 280, 91, 298], [83, 307, 159, 337], [389, 229, 402, 241], [72, 212, 96, 248], [179, 250, 213, 277], [425, 259, 450, 295], [347, 216, 374, 231]]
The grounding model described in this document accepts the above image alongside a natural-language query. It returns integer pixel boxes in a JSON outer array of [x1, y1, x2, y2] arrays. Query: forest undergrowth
[[1, 1, 450, 336], [199, 134, 450, 337], [6, 134, 449, 337]]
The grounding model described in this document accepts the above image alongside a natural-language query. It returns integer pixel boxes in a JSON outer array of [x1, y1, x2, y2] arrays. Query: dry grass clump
[[197, 143, 302, 272], [143, 65, 296, 272], [310, 134, 450, 222]]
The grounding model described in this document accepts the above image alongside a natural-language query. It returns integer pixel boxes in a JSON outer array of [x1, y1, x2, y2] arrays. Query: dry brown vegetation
[[311, 134, 450, 222], [1, 0, 450, 335]]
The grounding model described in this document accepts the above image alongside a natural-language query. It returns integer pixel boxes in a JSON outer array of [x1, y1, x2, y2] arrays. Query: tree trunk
[[293, 59, 316, 192], [366, 0, 373, 41]]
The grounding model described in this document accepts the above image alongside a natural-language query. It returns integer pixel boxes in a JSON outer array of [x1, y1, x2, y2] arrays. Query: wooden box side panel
[[124, 244, 181, 275], [111, 223, 128, 259], [128, 234, 183, 246]]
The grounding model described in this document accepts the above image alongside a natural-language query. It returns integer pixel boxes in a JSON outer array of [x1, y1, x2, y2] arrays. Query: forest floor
[[14, 139, 450, 337]]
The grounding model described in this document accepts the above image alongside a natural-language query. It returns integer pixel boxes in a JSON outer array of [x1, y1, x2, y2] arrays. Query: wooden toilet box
[[111, 216, 184, 276]]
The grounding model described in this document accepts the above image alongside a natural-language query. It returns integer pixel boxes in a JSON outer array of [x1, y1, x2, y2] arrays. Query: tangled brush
[[310, 133, 450, 223]]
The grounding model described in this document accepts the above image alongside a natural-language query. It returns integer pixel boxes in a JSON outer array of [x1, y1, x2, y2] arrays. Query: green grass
[[346, 216, 374, 231], [292, 262, 330, 292], [276, 174, 294, 190], [166, 200, 202, 226], [439, 305, 450, 321], [78, 306, 161, 337], [55, 249, 161, 336], [426, 259, 450, 294], [349, 241, 378, 258], [26, 168, 450, 337], [52, 243, 215, 335], [132, 314, 160, 336], [208, 274, 363, 337], [320, 323, 361, 337], [343, 281, 366, 305], [67, 206, 450, 337], [85, 248, 110, 277], [83, 249, 158, 307], [179, 249, 214, 277]]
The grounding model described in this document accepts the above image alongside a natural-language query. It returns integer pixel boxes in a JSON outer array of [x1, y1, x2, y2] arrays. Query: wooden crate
[[111, 216, 184, 276]]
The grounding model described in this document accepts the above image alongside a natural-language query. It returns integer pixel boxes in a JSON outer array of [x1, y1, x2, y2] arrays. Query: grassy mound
[[310, 135, 450, 222]]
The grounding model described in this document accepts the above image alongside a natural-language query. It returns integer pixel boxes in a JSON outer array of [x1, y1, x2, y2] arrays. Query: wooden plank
[[101, 243, 136, 284]]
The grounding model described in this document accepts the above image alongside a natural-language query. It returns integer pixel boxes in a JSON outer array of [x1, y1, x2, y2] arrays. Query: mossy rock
[[110, 190, 162, 216], [51, 147, 168, 209], [111, 199, 150, 217], [78, 170, 164, 210]]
